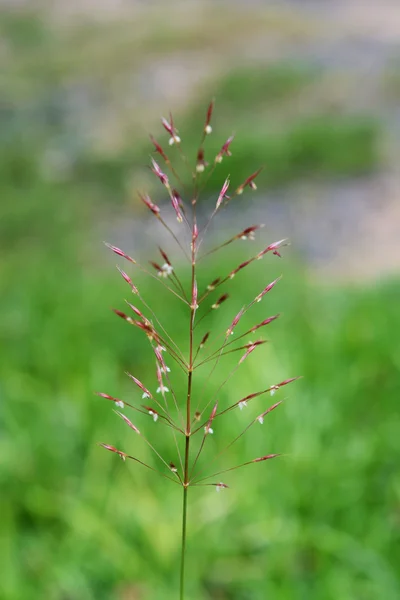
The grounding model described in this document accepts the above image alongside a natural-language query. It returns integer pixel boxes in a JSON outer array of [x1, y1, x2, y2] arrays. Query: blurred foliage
[[1, 222, 400, 598], [1, 5, 383, 201]]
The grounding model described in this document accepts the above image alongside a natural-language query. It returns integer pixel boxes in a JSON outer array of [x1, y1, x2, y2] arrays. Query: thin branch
[[192, 454, 280, 485]]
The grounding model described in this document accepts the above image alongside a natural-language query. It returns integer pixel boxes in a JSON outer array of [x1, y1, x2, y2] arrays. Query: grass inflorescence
[[98, 103, 300, 597]]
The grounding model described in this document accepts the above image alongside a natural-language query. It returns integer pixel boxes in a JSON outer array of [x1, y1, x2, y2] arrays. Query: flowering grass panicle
[[97, 101, 300, 599]]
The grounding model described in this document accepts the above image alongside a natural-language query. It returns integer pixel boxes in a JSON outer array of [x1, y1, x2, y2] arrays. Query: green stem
[[180, 195, 197, 598], [179, 484, 188, 600]]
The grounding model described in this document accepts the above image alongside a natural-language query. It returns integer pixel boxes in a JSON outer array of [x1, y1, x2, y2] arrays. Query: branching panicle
[[97, 102, 299, 599]]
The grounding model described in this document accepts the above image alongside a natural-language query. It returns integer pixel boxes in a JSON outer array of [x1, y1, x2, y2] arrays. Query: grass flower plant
[[97, 102, 299, 599]]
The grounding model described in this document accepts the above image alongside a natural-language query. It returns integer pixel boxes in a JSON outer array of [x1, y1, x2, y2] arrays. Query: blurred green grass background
[[1, 2, 400, 599]]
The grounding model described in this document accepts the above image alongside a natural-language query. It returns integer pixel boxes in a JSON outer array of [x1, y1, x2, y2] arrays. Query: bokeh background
[[1, 1, 400, 598]]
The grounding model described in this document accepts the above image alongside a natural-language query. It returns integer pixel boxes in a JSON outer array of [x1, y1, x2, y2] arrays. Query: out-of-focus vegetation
[[1, 6, 383, 200], [2, 2, 400, 599], [1, 234, 400, 599]]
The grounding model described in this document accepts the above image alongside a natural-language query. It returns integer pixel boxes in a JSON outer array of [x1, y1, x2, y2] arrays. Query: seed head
[[255, 276, 281, 303], [252, 454, 280, 462], [105, 242, 136, 264], [151, 158, 169, 187], [216, 177, 230, 210], [215, 482, 229, 492], [117, 267, 139, 294], [113, 309, 134, 324], [114, 410, 140, 435], [257, 401, 282, 425], [215, 135, 234, 163], [99, 443, 127, 461], [237, 225, 264, 241], [171, 189, 184, 223], [149, 135, 168, 161], [257, 239, 289, 260], [138, 192, 160, 216], [199, 332, 210, 348], [212, 293, 229, 310], [96, 392, 125, 408], [236, 167, 263, 195], [143, 406, 159, 422], [196, 148, 208, 173], [126, 372, 153, 399], [226, 307, 245, 337], [98, 103, 296, 579], [204, 98, 214, 135], [207, 278, 221, 291], [161, 114, 181, 145]]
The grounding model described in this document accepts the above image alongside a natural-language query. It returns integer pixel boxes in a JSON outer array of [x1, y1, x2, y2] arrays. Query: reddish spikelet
[[196, 148, 208, 173], [204, 401, 218, 435], [159, 247, 172, 266], [171, 189, 183, 222], [239, 343, 258, 364], [216, 177, 230, 209], [226, 308, 245, 337], [229, 260, 252, 279], [113, 308, 134, 324], [257, 401, 282, 424], [252, 454, 280, 462], [162, 114, 181, 145], [212, 293, 229, 310], [115, 410, 140, 434], [279, 376, 301, 386], [99, 443, 127, 461], [154, 346, 167, 374], [143, 405, 160, 422], [139, 192, 160, 216], [215, 135, 234, 163], [257, 239, 289, 260], [207, 277, 221, 291], [150, 134, 168, 161], [151, 158, 169, 186], [150, 260, 173, 280], [117, 267, 139, 294], [131, 319, 160, 343], [215, 482, 229, 491], [236, 225, 264, 241], [255, 276, 281, 303], [134, 320, 155, 336], [126, 372, 153, 399], [236, 167, 263, 194], [161, 116, 174, 136], [236, 391, 259, 406], [126, 302, 146, 321], [96, 392, 125, 408], [244, 339, 265, 349], [250, 314, 280, 332], [199, 332, 210, 348], [271, 377, 302, 392], [155, 364, 170, 395], [105, 242, 136, 264], [204, 99, 214, 134], [150, 260, 163, 273], [234, 377, 299, 412]]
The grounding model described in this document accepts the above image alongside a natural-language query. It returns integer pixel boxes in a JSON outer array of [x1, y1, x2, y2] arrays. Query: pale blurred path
[[4, 0, 399, 280]]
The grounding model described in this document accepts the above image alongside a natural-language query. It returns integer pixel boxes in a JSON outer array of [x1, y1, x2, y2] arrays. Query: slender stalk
[[179, 190, 197, 598], [180, 485, 188, 600]]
